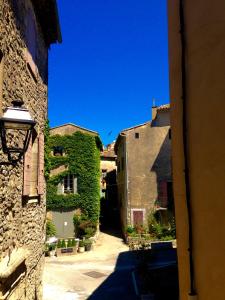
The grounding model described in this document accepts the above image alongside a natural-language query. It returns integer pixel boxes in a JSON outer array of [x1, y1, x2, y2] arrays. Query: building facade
[[47, 123, 101, 239], [168, 1, 225, 300], [100, 142, 117, 197], [0, 0, 61, 299], [115, 105, 172, 232], [100, 142, 119, 229]]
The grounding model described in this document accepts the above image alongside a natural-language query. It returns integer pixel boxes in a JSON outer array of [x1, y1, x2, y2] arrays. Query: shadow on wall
[[100, 169, 120, 232], [150, 131, 175, 224], [9, 1, 49, 84]]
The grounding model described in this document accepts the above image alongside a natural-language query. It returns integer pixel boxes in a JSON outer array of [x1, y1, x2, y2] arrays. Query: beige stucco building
[[115, 105, 172, 232], [0, 1, 61, 299], [168, 1, 225, 299]]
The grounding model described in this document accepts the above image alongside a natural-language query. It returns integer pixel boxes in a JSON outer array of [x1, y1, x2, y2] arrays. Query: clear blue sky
[[48, 0, 169, 145]]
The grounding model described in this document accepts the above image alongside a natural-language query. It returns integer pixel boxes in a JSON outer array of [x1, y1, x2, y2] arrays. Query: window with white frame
[[57, 175, 77, 195]]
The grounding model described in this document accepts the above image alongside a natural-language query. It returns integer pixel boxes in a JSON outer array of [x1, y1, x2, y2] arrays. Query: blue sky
[[48, 0, 169, 145]]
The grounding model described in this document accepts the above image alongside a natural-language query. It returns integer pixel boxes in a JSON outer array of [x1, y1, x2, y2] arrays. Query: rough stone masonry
[[0, 0, 61, 299]]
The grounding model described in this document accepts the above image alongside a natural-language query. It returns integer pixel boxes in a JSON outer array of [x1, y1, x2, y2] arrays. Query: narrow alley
[[43, 231, 139, 300]]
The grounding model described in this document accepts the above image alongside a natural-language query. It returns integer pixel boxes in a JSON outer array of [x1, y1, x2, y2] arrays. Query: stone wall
[[0, 0, 48, 299]]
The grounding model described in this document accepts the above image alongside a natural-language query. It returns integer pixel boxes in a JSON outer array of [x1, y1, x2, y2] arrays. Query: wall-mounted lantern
[[0, 100, 36, 162]]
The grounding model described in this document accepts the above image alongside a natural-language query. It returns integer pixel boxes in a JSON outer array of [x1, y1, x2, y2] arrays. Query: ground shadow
[[87, 243, 179, 300], [87, 250, 138, 300]]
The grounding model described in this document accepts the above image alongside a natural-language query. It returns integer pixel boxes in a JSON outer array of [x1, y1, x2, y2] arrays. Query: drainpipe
[[179, 1, 197, 298], [122, 133, 129, 227]]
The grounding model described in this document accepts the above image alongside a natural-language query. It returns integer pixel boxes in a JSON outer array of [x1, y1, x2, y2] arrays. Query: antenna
[[152, 98, 156, 107]]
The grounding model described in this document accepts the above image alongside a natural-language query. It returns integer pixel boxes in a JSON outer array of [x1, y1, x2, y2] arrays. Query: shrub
[[134, 224, 148, 235], [126, 225, 135, 234], [57, 239, 62, 248], [46, 220, 57, 237], [148, 211, 176, 240], [79, 240, 85, 247], [67, 239, 72, 247], [71, 239, 77, 247], [73, 213, 97, 238], [61, 239, 66, 248], [48, 244, 56, 251]]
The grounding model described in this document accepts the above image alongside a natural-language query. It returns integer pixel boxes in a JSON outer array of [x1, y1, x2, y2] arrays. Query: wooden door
[[133, 210, 144, 226]]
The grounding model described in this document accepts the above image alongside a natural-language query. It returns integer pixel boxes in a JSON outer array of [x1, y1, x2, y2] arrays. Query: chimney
[[152, 106, 157, 121]]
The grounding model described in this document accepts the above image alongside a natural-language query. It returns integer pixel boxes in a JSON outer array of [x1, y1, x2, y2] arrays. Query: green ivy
[[44, 120, 51, 179], [46, 131, 101, 222]]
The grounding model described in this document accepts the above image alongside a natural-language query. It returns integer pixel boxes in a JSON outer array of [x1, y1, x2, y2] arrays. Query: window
[[132, 209, 144, 226], [57, 175, 77, 195], [158, 181, 168, 208], [53, 146, 64, 156], [101, 169, 107, 178], [135, 132, 139, 139]]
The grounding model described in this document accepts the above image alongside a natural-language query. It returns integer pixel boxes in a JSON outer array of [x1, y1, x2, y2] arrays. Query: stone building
[[48, 123, 100, 239], [0, 1, 61, 299], [115, 105, 172, 232], [100, 142, 117, 197], [168, 1, 225, 299], [100, 142, 119, 229]]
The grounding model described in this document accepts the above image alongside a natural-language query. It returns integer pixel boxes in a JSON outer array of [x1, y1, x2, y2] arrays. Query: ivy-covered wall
[[46, 129, 102, 223]]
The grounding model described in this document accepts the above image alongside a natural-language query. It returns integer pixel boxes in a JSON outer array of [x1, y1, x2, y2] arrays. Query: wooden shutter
[[159, 181, 168, 208], [23, 138, 32, 196], [57, 181, 63, 195], [73, 177, 77, 194], [38, 133, 45, 195]]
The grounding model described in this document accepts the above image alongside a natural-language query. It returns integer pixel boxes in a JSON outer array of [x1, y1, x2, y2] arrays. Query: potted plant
[[84, 239, 92, 251], [78, 240, 85, 253], [71, 238, 78, 253], [48, 243, 56, 257]]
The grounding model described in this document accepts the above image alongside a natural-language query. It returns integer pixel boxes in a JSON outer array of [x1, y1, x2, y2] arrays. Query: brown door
[[133, 210, 144, 226]]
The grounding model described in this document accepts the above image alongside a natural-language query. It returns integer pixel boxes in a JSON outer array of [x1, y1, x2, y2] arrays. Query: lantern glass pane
[[4, 121, 32, 130]]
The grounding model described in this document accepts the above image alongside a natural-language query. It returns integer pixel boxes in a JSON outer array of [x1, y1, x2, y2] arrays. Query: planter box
[[56, 246, 77, 256], [85, 243, 92, 251], [78, 246, 85, 253]]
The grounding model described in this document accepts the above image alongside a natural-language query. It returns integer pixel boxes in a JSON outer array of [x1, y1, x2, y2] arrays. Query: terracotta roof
[[120, 121, 151, 133], [156, 104, 170, 111], [101, 149, 117, 159], [114, 121, 151, 153]]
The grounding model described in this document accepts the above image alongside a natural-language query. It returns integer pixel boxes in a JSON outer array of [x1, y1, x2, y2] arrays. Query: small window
[[57, 175, 77, 195], [135, 132, 139, 139], [63, 174, 77, 194], [53, 146, 64, 156], [102, 169, 107, 178]]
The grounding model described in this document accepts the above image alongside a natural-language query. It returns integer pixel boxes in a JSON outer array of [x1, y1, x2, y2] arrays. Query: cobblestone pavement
[[43, 231, 139, 300]]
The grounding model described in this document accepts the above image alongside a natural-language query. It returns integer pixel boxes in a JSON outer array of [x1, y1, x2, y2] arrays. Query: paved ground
[[43, 231, 139, 300]]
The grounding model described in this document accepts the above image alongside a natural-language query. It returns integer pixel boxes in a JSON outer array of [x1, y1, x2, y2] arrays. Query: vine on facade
[[45, 130, 102, 223]]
